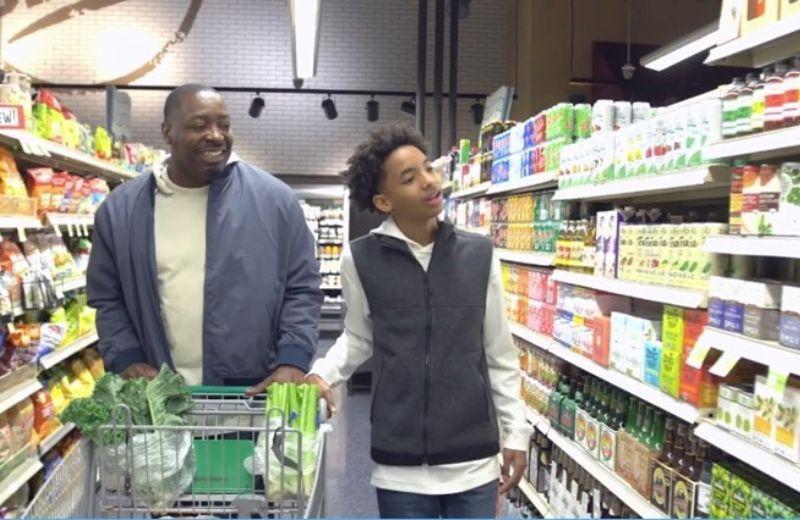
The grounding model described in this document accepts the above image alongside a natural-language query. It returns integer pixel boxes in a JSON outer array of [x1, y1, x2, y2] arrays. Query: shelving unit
[[37, 422, 75, 455], [705, 15, 800, 68], [704, 125, 800, 161], [39, 333, 99, 370], [58, 277, 87, 294], [509, 322, 553, 351], [518, 478, 557, 519], [0, 129, 137, 182], [694, 421, 800, 493], [0, 457, 44, 506], [485, 171, 558, 196], [0, 369, 43, 416], [553, 166, 730, 202], [704, 235, 800, 259], [449, 181, 491, 200], [551, 270, 708, 309], [46, 212, 95, 233], [0, 215, 42, 231], [696, 328, 800, 375], [496, 249, 555, 267], [527, 408, 668, 519]]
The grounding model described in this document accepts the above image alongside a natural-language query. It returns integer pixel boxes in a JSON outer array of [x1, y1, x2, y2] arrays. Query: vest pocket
[[370, 362, 385, 423]]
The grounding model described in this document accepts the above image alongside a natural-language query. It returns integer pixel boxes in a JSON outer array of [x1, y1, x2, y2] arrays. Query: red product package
[[50, 171, 69, 214], [32, 389, 60, 440], [26, 168, 53, 213], [0, 241, 29, 277], [534, 113, 546, 145], [35, 89, 63, 112]]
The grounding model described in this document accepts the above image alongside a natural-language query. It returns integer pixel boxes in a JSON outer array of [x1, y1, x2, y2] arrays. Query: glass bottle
[[637, 406, 654, 445], [765, 62, 788, 131], [784, 55, 800, 127], [751, 69, 767, 134], [737, 72, 758, 136], [722, 77, 745, 138], [647, 411, 666, 453]]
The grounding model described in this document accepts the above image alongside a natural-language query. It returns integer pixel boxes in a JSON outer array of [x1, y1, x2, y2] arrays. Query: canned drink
[[614, 101, 632, 130], [632, 102, 652, 123], [592, 100, 615, 133]]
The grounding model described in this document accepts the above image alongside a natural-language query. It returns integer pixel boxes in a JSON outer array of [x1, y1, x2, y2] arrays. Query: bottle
[[633, 401, 646, 439], [722, 77, 745, 138], [584, 216, 597, 275], [580, 376, 592, 413], [765, 62, 788, 131], [737, 72, 758, 136], [695, 441, 713, 518], [556, 220, 568, 267], [537, 436, 551, 494], [785, 55, 800, 127], [625, 397, 639, 432], [669, 424, 688, 470], [614, 392, 629, 430], [751, 69, 767, 134], [547, 377, 564, 426], [587, 379, 601, 418], [637, 406, 654, 445], [678, 435, 696, 476], [560, 377, 577, 439], [647, 411, 666, 453], [599, 383, 612, 422]]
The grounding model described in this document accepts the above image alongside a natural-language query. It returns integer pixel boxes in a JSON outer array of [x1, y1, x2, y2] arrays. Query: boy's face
[[373, 145, 443, 220]]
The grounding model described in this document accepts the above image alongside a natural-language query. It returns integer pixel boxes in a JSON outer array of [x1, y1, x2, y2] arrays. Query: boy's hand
[[246, 365, 306, 396], [121, 363, 158, 380], [306, 373, 337, 418], [498, 448, 527, 495]]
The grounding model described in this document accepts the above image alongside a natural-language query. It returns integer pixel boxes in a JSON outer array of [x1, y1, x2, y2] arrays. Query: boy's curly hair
[[344, 124, 429, 212]]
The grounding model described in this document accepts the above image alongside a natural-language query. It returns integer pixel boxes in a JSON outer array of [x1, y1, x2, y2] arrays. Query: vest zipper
[[423, 275, 432, 462]]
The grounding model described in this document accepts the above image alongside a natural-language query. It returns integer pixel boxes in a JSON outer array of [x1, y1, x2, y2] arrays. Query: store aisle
[[318, 336, 380, 518]]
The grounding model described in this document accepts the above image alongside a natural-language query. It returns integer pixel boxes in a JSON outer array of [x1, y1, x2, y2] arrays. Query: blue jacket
[[87, 158, 323, 385]]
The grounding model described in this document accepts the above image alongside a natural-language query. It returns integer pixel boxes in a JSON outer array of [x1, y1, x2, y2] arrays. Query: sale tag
[[768, 368, 789, 393], [710, 351, 741, 377], [687, 341, 712, 369]]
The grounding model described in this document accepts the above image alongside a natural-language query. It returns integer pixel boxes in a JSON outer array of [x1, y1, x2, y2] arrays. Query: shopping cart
[[25, 386, 328, 519]]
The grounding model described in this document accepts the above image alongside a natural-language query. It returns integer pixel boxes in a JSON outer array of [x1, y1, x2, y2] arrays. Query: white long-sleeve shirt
[[309, 217, 531, 495]]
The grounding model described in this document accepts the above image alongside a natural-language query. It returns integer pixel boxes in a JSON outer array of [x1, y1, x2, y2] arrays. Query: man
[[88, 84, 323, 392]]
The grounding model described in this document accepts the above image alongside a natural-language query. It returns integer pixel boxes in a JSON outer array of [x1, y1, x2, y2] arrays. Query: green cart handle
[[188, 385, 254, 395]]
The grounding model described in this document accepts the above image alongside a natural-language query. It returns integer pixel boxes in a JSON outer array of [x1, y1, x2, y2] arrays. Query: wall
[[0, 0, 512, 176], [512, 0, 722, 119]]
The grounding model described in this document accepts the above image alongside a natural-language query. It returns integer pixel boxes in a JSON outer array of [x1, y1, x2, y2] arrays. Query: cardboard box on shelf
[[615, 431, 652, 499]]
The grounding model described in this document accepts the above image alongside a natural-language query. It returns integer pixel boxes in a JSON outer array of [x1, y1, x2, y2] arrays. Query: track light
[[401, 97, 416, 116], [249, 94, 265, 118], [470, 99, 484, 125], [366, 96, 379, 122], [321, 95, 338, 120]]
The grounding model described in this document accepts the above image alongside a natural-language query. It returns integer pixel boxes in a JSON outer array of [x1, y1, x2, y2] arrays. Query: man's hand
[[121, 363, 158, 380], [498, 448, 527, 495], [306, 373, 336, 418], [245, 365, 306, 396]]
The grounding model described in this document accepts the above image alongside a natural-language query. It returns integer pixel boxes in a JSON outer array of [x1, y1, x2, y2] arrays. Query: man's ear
[[162, 121, 173, 147], [373, 193, 392, 214]]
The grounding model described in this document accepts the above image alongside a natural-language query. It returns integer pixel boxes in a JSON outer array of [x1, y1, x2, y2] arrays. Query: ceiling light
[[401, 97, 416, 116], [641, 22, 719, 72], [321, 95, 337, 120], [289, 0, 322, 82], [249, 94, 265, 118], [470, 99, 484, 125], [366, 96, 379, 122]]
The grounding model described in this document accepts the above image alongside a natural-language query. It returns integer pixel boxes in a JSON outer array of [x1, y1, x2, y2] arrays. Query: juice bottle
[[722, 77, 744, 139], [784, 55, 800, 127], [737, 73, 758, 136], [751, 69, 767, 134], [765, 62, 788, 132]]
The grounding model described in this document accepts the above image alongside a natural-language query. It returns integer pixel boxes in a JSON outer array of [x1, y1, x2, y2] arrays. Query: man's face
[[162, 90, 233, 179], [373, 145, 443, 221]]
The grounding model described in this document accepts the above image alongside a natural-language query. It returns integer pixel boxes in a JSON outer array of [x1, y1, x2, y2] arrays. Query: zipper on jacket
[[423, 275, 432, 462]]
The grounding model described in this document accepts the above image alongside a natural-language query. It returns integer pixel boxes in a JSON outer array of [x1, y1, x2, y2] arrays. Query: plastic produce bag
[[245, 383, 321, 501], [101, 429, 195, 511]]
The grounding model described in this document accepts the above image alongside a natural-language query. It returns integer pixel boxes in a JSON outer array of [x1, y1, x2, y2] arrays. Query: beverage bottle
[[722, 77, 745, 138], [765, 62, 788, 131]]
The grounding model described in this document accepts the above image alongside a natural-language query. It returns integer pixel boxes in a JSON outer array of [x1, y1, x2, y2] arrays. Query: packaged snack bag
[[26, 167, 54, 213], [0, 147, 27, 198], [32, 389, 61, 440]]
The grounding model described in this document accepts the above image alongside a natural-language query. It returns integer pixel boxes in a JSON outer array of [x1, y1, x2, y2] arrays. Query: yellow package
[[78, 306, 96, 338], [81, 348, 105, 380], [0, 146, 28, 198], [48, 378, 67, 415]]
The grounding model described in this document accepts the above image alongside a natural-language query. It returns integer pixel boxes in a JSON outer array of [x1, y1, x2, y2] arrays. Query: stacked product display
[[490, 191, 565, 253], [301, 201, 346, 303], [728, 162, 800, 237]]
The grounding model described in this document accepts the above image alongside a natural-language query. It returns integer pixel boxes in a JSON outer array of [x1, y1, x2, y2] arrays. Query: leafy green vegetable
[[119, 378, 149, 425], [92, 373, 125, 408], [146, 365, 192, 426]]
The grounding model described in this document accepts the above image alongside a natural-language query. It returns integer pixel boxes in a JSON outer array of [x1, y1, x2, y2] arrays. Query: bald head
[[163, 83, 219, 122]]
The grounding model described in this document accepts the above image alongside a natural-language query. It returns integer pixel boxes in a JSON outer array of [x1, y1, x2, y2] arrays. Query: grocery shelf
[[0, 129, 137, 182], [38, 422, 75, 455], [496, 249, 555, 267], [46, 212, 95, 230], [704, 235, 800, 259], [39, 332, 99, 370], [553, 166, 729, 202], [518, 478, 557, 519], [704, 125, 800, 161], [694, 421, 800, 493], [449, 181, 491, 200], [485, 171, 558, 196], [547, 340, 704, 424], [696, 327, 800, 375], [0, 367, 43, 415], [0, 215, 42, 230], [705, 14, 800, 68], [320, 285, 342, 290], [509, 321, 554, 351], [0, 457, 44, 506], [540, 417, 668, 519], [551, 270, 708, 309]]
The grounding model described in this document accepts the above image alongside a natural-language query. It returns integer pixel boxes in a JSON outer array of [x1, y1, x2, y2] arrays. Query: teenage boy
[[307, 124, 531, 519]]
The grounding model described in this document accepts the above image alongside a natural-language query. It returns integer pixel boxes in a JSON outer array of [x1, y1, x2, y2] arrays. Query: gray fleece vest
[[350, 221, 500, 466]]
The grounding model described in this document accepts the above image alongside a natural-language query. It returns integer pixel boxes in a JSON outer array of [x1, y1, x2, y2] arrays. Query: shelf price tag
[[16, 227, 26, 243], [768, 368, 789, 394], [686, 339, 713, 369], [52, 223, 62, 237], [710, 351, 741, 377]]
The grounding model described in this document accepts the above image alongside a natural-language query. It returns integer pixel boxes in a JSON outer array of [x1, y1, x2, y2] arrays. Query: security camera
[[622, 63, 635, 80]]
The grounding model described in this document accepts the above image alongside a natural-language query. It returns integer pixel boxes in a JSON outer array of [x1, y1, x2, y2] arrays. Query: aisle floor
[[319, 338, 380, 518]]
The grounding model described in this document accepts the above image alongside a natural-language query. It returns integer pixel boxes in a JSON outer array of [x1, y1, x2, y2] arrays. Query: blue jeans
[[376, 480, 498, 518]]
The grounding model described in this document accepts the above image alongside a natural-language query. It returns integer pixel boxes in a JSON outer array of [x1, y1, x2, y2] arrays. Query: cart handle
[[188, 385, 252, 395]]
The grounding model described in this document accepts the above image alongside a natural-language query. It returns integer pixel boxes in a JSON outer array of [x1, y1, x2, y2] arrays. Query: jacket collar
[[153, 152, 241, 195], [372, 217, 454, 252]]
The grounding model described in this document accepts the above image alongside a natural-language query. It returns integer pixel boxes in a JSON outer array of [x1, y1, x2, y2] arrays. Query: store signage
[[0, 105, 26, 129]]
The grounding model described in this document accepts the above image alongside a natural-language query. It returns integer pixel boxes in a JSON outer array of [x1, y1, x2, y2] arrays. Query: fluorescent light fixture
[[289, 0, 322, 81], [641, 22, 718, 72]]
